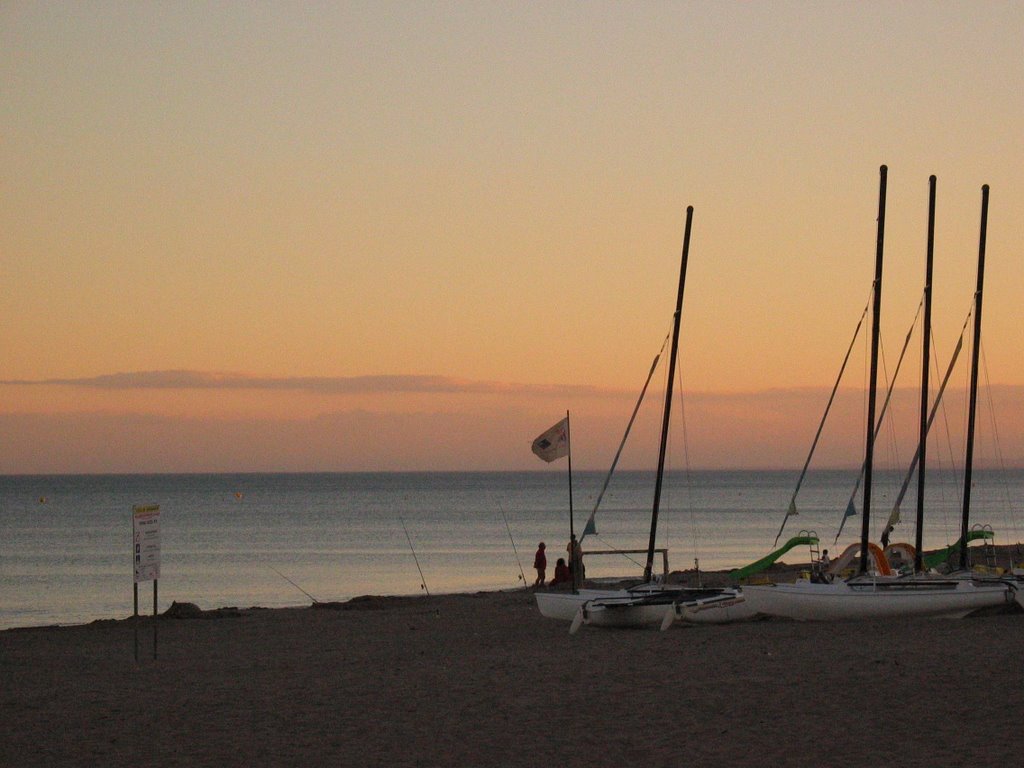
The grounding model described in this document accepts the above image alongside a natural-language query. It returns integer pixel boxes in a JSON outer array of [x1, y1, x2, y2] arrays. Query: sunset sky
[[3, 1, 1023, 473]]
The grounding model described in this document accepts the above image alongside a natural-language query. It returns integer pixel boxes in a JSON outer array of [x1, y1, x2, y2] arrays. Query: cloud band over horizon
[[0, 370, 628, 398], [2, 372, 1022, 474]]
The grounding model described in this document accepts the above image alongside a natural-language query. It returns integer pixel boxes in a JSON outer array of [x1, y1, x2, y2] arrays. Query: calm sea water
[[2, 469, 1023, 629]]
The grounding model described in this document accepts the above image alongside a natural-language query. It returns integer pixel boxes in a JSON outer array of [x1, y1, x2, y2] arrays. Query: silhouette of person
[[533, 542, 547, 586], [549, 557, 571, 588], [567, 534, 585, 583], [816, 549, 832, 583]]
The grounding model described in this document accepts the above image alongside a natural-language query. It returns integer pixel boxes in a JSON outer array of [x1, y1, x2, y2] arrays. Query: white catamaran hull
[[534, 589, 632, 621], [741, 578, 1018, 621], [580, 598, 676, 629], [676, 591, 756, 624], [537, 587, 746, 628]]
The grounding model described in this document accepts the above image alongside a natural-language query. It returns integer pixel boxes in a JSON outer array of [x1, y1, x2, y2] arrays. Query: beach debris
[[161, 601, 242, 619], [163, 601, 204, 618]]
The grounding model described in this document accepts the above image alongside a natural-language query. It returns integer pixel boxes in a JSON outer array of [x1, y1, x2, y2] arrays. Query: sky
[[2, 1, 1023, 473]]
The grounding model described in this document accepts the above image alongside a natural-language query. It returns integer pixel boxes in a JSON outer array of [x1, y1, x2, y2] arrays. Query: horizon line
[[5, 369, 1023, 396]]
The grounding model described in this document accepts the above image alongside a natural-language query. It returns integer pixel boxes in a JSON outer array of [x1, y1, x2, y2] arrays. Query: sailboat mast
[[859, 165, 887, 576], [959, 184, 990, 571], [914, 175, 937, 573], [644, 206, 693, 583]]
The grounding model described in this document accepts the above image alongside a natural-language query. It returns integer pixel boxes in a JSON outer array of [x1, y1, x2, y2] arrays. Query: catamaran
[[533, 207, 743, 630], [743, 170, 1021, 621]]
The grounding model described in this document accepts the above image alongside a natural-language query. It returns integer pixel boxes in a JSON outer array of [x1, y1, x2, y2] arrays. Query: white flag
[[531, 418, 569, 463]]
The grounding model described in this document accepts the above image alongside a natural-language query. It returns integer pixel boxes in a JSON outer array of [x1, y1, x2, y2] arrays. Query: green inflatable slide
[[730, 534, 820, 581], [921, 529, 993, 570]]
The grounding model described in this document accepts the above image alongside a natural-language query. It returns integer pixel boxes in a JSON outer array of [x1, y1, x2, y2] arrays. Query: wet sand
[[2, 587, 1024, 767]]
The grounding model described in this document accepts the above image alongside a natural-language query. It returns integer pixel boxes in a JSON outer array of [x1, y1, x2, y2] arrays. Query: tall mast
[[959, 184, 990, 571], [644, 206, 693, 583], [914, 175, 937, 573], [859, 165, 887, 576]]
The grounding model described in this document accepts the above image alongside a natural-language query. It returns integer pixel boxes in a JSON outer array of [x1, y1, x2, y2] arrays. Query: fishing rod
[[399, 516, 430, 596], [498, 503, 528, 588], [268, 564, 319, 604]]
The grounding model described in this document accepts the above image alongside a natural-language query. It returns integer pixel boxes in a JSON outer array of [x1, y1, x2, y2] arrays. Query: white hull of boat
[[534, 589, 633, 621], [741, 578, 1018, 621], [582, 599, 676, 629], [537, 587, 748, 628], [677, 591, 755, 624]]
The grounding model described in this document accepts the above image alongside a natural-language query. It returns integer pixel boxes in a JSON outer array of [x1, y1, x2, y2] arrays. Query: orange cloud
[[2, 376, 1021, 474]]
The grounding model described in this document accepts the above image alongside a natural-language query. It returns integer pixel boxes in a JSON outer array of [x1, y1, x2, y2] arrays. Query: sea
[[2, 469, 1023, 630]]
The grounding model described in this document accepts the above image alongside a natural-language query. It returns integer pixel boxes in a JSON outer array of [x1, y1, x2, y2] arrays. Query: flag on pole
[[843, 498, 857, 519], [833, 498, 858, 543], [531, 418, 569, 463]]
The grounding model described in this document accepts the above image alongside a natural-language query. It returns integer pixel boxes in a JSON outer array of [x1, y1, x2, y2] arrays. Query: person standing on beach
[[567, 534, 584, 585], [533, 542, 547, 586]]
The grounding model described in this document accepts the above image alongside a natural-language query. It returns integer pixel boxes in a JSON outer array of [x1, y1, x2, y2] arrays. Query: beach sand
[[2, 585, 1024, 767]]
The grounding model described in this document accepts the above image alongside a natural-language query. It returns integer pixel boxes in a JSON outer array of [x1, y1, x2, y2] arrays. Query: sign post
[[132, 504, 160, 660]]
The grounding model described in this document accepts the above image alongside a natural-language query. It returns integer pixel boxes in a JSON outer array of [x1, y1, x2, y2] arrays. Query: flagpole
[[566, 411, 575, 535], [528, 413, 576, 588], [566, 410, 578, 592]]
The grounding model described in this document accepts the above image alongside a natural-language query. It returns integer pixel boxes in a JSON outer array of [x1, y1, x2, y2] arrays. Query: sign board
[[132, 504, 161, 583]]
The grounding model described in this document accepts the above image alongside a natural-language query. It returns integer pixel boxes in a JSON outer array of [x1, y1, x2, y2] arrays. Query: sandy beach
[[2, 584, 1024, 768]]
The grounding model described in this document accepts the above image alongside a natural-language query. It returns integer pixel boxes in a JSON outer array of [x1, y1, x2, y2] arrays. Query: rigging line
[[936, 313, 975, 541], [931, 327, 957, 539], [882, 319, 968, 537], [579, 333, 669, 545], [589, 532, 647, 570], [878, 341, 902, 476], [833, 298, 922, 544], [399, 516, 430, 596], [883, 299, 924, 480], [979, 342, 1001, 465], [979, 341, 1021, 544], [862, 303, 870, 451], [660, 339, 674, 562], [773, 297, 870, 546], [937, 346, 965, 539], [267, 564, 319, 604], [674, 349, 701, 571]]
